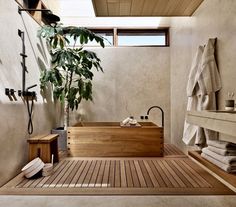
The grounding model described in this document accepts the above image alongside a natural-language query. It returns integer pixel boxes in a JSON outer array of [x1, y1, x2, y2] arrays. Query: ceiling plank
[[93, 0, 204, 17], [142, 0, 157, 16], [120, 0, 132, 16], [107, 1, 120, 16], [183, 0, 204, 16], [165, 0, 183, 16], [130, 0, 145, 16], [92, 0, 108, 16], [153, 0, 171, 16], [170, 0, 191, 16]]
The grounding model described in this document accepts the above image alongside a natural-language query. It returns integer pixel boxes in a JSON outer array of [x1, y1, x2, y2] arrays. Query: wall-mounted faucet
[[146, 106, 164, 127]]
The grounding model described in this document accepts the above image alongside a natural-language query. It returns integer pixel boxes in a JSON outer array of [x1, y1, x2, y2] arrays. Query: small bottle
[[122, 117, 130, 125]]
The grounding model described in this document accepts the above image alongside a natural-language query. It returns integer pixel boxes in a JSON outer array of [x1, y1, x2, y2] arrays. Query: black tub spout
[[147, 106, 164, 127]]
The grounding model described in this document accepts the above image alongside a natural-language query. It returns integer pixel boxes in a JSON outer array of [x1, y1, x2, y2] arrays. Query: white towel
[[208, 146, 236, 156], [196, 39, 221, 143], [198, 39, 222, 95], [183, 39, 222, 147], [202, 147, 236, 165], [186, 46, 205, 97], [183, 46, 204, 146], [201, 153, 236, 173], [207, 140, 236, 149]]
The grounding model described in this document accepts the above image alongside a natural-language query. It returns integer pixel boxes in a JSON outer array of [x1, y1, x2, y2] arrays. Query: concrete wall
[[70, 47, 171, 142], [0, 1, 62, 186], [170, 18, 193, 152], [170, 0, 236, 152]]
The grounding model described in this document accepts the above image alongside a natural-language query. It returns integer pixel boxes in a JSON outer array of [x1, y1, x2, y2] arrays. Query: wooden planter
[[67, 122, 163, 157]]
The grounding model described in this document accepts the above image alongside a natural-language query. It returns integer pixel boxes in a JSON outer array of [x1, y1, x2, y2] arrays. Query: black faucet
[[147, 106, 164, 127]]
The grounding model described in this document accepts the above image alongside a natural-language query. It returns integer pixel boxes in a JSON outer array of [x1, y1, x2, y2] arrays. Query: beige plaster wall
[[42, 0, 60, 14], [70, 47, 171, 142], [170, 18, 193, 152], [0, 1, 62, 186], [170, 0, 236, 151]]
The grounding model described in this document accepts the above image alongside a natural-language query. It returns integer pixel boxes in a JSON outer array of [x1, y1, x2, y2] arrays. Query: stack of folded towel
[[201, 140, 236, 173]]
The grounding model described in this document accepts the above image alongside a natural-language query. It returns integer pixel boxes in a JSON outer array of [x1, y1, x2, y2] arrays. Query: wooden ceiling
[[92, 0, 204, 17]]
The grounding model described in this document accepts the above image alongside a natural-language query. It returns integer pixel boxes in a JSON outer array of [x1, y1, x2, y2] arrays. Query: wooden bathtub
[[67, 122, 163, 157]]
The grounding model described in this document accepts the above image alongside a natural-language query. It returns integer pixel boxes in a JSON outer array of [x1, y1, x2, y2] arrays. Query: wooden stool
[[27, 134, 59, 163]]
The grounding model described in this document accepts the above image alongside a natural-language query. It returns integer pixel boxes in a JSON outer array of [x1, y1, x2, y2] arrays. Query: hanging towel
[[201, 153, 236, 173], [198, 39, 222, 95], [183, 38, 222, 147], [207, 140, 236, 149], [183, 46, 204, 146], [202, 147, 236, 165], [197, 39, 222, 142], [207, 145, 236, 156]]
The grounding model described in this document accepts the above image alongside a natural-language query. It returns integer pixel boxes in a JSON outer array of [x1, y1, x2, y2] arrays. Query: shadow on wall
[[20, 14, 61, 118], [37, 37, 49, 66], [20, 14, 50, 74]]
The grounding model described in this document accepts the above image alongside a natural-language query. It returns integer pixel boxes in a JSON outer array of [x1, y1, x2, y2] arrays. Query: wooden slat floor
[[0, 144, 234, 195]]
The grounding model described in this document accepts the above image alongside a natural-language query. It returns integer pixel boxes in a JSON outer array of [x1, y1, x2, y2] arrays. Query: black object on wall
[[18, 29, 37, 135], [18, 6, 60, 25]]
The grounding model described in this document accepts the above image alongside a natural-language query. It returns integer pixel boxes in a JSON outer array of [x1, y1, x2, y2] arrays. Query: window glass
[[68, 28, 169, 47], [117, 30, 168, 46], [89, 30, 113, 46], [68, 30, 113, 47]]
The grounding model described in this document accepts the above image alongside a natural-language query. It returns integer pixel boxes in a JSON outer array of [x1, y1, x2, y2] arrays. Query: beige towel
[[198, 38, 222, 95], [202, 147, 236, 165], [208, 146, 236, 156], [207, 140, 236, 149], [183, 46, 204, 146], [183, 39, 222, 147], [196, 38, 221, 144], [201, 153, 236, 173]]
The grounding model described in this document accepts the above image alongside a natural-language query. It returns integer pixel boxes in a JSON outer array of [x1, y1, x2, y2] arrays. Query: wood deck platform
[[0, 144, 234, 195]]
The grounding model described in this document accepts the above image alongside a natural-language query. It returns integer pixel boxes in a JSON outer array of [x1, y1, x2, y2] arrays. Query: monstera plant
[[38, 24, 105, 128]]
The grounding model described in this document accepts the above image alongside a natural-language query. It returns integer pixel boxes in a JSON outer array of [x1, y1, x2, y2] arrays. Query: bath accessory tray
[[120, 122, 142, 128]]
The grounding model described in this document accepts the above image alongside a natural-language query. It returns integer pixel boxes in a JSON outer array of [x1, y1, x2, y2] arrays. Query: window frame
[[87, 28, 169, 47], [89, 29, 114, 47], [116, 28, 169, 47]]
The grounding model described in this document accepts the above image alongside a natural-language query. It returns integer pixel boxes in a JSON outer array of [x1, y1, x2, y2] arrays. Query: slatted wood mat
[[0, 144, 234, 195]]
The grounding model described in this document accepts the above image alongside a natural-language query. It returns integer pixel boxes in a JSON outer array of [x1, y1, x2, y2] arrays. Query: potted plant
[[38, 23, 105, 127], [38, 24, 105, 149]]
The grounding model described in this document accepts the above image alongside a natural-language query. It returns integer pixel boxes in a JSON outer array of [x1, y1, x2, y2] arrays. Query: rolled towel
[[208, 145, 236, 156], [207, 140, 236, 149], [201, 152, 236, 173], [202, 147, 236, 165]]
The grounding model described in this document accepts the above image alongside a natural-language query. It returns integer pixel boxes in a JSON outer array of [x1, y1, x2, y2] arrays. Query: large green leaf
[[38, 23, 105, 111]]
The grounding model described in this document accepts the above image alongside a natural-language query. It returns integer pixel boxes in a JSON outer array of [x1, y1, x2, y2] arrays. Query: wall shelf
[[186, 110, 236, 137], [187, 111, 236, 182]]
